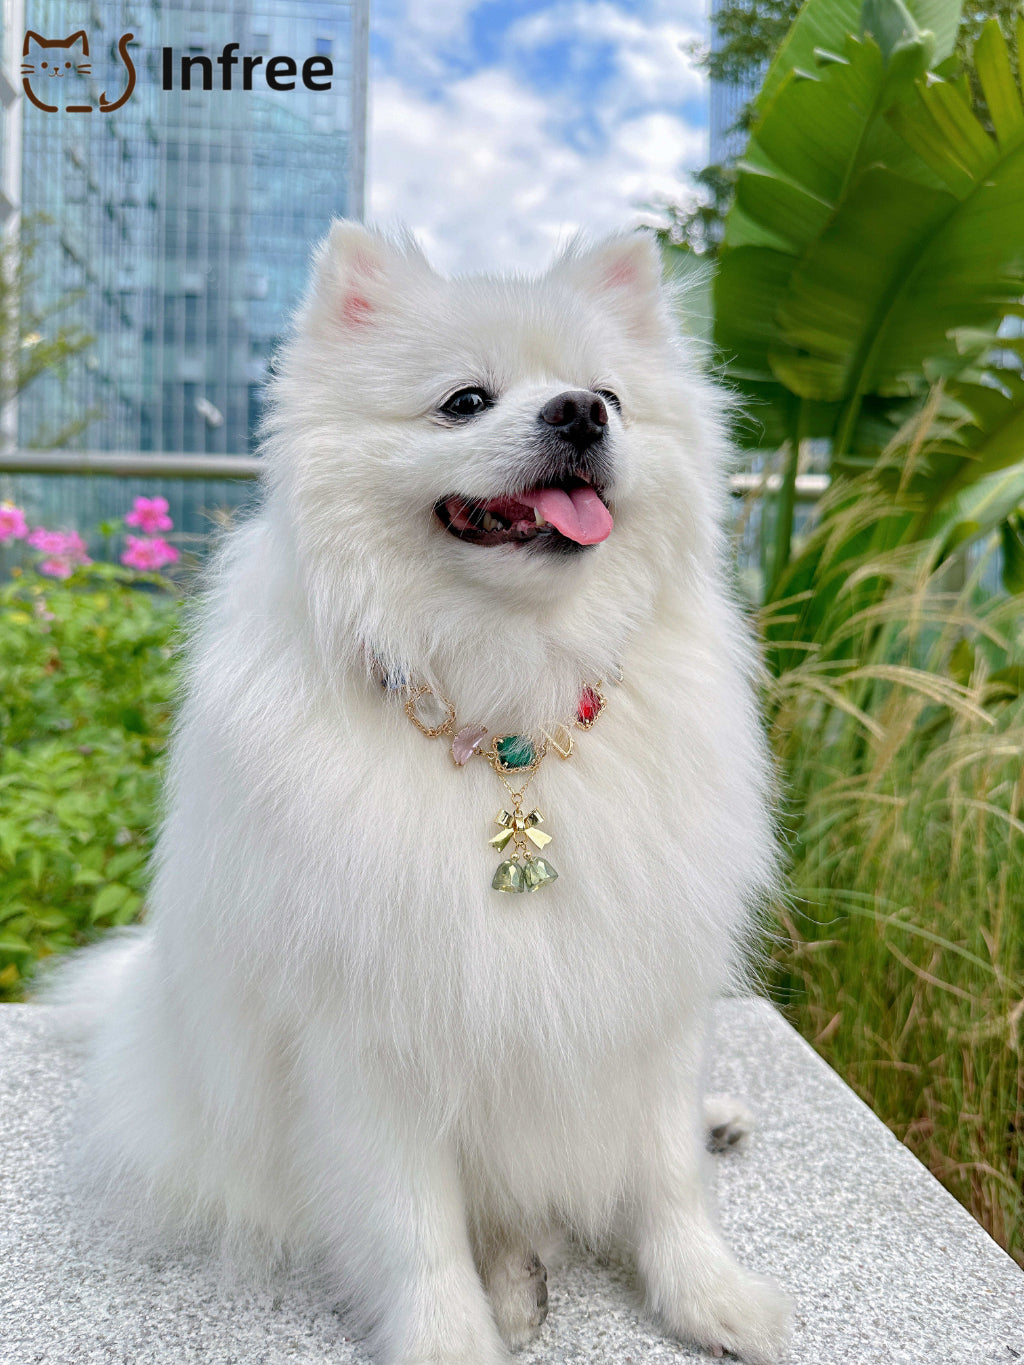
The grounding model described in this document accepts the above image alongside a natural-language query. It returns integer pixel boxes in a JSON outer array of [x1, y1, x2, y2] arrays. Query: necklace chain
[[386, 666, 611, 895]]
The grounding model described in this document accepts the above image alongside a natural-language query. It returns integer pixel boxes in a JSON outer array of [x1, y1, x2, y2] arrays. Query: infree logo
[[21, 29, 135, 113], [22, 27, 334, 110], [160, 42, 332, 91]]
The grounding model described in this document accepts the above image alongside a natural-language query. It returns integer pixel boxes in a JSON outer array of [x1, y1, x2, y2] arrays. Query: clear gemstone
[[546, 725, 574, 759], [404, 686, 456, 737]]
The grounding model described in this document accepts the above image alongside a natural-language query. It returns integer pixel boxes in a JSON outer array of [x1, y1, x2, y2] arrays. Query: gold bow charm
[[488, 808, 552, 851]]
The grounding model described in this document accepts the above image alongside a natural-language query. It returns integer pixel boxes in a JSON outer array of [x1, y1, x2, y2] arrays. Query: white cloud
[[369, 71, 703, 274], [368, 2, 709, 275], [505, 1, 706, 113]]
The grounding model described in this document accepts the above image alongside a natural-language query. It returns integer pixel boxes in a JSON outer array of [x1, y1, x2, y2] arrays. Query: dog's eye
[[596, 389, 621, 412], [441, 388, 492, 418]]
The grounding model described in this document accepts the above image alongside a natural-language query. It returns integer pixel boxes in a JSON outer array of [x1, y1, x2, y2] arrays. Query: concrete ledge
[[1, 999, 1021, 1364]]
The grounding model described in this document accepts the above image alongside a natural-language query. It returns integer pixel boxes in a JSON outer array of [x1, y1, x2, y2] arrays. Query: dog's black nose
[[539, 390, 608, 450]]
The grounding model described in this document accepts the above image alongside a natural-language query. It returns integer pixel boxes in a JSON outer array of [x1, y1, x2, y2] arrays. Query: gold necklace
[[392, 673, 609, 894]]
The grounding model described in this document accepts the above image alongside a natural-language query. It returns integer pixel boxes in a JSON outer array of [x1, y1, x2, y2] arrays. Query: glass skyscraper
[[4, 0, 367, 545]]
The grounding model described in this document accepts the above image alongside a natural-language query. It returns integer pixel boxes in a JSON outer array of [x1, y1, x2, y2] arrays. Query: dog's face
[[263, 224, 729, 713]]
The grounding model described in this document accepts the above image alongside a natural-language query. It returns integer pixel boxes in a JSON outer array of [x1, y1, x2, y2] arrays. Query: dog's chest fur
[[166, 585, 766, 1127]]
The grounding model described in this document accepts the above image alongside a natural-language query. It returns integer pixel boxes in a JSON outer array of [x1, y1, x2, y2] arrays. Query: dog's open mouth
[[435, 477, 613, 550]]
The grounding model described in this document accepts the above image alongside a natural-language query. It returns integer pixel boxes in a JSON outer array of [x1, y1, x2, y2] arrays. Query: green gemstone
[[496, 734, 535, 769], [492, 859, 526, 893], [522, 857, 558, 891]]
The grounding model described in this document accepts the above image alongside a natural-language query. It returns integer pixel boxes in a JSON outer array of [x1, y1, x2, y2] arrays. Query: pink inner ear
[[342, 293, 373, 326], [603, 259, 638, 289], [340, 249, 382, 327]]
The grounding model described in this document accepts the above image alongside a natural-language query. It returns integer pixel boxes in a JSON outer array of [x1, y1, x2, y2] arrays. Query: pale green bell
[[522, 857, 558, 891], [492, 859, 526, 893]]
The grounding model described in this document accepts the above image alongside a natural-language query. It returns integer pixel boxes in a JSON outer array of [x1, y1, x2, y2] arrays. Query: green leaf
[[716, 248, 799, 385], [768, 168, 955, 400], [105, 847, 145, 881], [90, 882, 130, 923], [758, 0, 961, 114], [71, 866, 104, 886], [720, 30, 945, 408], [0, 822, 22, 864], [27, 849, 45, 890], [110, 892, 142, 927], [973, 18, 1024, 149], [776, 110, 1024, 428], [930, 463, 1024, 559], [929, 369, 1024, 499]]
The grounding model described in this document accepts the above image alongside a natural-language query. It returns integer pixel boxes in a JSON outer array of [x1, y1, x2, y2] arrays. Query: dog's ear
[[312, 221, 432, 331], [554, 233, 668, 341]]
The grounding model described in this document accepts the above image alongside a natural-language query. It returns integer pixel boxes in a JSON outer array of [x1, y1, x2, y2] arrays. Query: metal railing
[[0, 450, 262, 480], [0, 450, 830, 501]]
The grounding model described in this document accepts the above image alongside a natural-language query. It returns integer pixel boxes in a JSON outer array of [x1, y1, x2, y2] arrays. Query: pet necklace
[[372, 655, 610, 894]]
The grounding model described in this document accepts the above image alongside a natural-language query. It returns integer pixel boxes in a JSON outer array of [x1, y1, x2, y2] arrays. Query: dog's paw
[[703, 1094, 754, 1153], [662, 1265, 792, 1365], [484, 1248, 549, 1350]]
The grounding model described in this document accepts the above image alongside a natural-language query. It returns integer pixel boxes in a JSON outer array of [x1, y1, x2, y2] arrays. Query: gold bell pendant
[[492, 855, 559, 893], [489, 810, 558, 892]]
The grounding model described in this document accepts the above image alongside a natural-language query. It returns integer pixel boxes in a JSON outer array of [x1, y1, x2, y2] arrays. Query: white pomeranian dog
[[48, 223, 792, 1364]]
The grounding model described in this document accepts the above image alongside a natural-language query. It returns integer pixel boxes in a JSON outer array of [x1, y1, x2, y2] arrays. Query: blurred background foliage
[[663, 0, 1024, 1265], [0, 564, 180, 998]]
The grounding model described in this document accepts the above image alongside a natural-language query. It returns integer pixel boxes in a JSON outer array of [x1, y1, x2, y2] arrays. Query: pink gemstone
[[451, 723, 488, 765]]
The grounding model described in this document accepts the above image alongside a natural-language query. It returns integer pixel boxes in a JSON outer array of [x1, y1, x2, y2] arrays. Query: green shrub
[[0, 562, 180, 998]]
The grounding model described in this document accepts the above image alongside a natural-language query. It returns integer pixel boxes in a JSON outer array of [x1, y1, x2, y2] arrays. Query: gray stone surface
[[0, 998, 1021, 1365]]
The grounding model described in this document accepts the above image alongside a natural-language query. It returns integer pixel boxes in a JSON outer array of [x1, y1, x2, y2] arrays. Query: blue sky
[[368, 0, 710, 273]]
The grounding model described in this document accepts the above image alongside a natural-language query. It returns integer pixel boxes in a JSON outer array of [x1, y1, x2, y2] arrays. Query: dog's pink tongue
[[525, 487, 613, 545]]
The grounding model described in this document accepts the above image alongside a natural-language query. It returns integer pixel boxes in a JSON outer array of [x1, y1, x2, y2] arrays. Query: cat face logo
[[21, 29, 136, 113]]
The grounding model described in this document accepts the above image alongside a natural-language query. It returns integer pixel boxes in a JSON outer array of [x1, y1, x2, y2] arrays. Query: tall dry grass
[[761, 475, 1024, 1264]]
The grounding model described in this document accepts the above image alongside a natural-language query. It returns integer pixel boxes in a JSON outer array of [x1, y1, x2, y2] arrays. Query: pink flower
[[39, 558, 74, 579], [125, 496, 173, 533], [28, 528, 63, 554], [27, 528, 91, 577], [0, 502, 28, 542], [120, 534, 180, 571]]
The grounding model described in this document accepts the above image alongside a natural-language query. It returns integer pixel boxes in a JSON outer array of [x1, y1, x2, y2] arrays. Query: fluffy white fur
[[46, 224, 792, 1363]]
